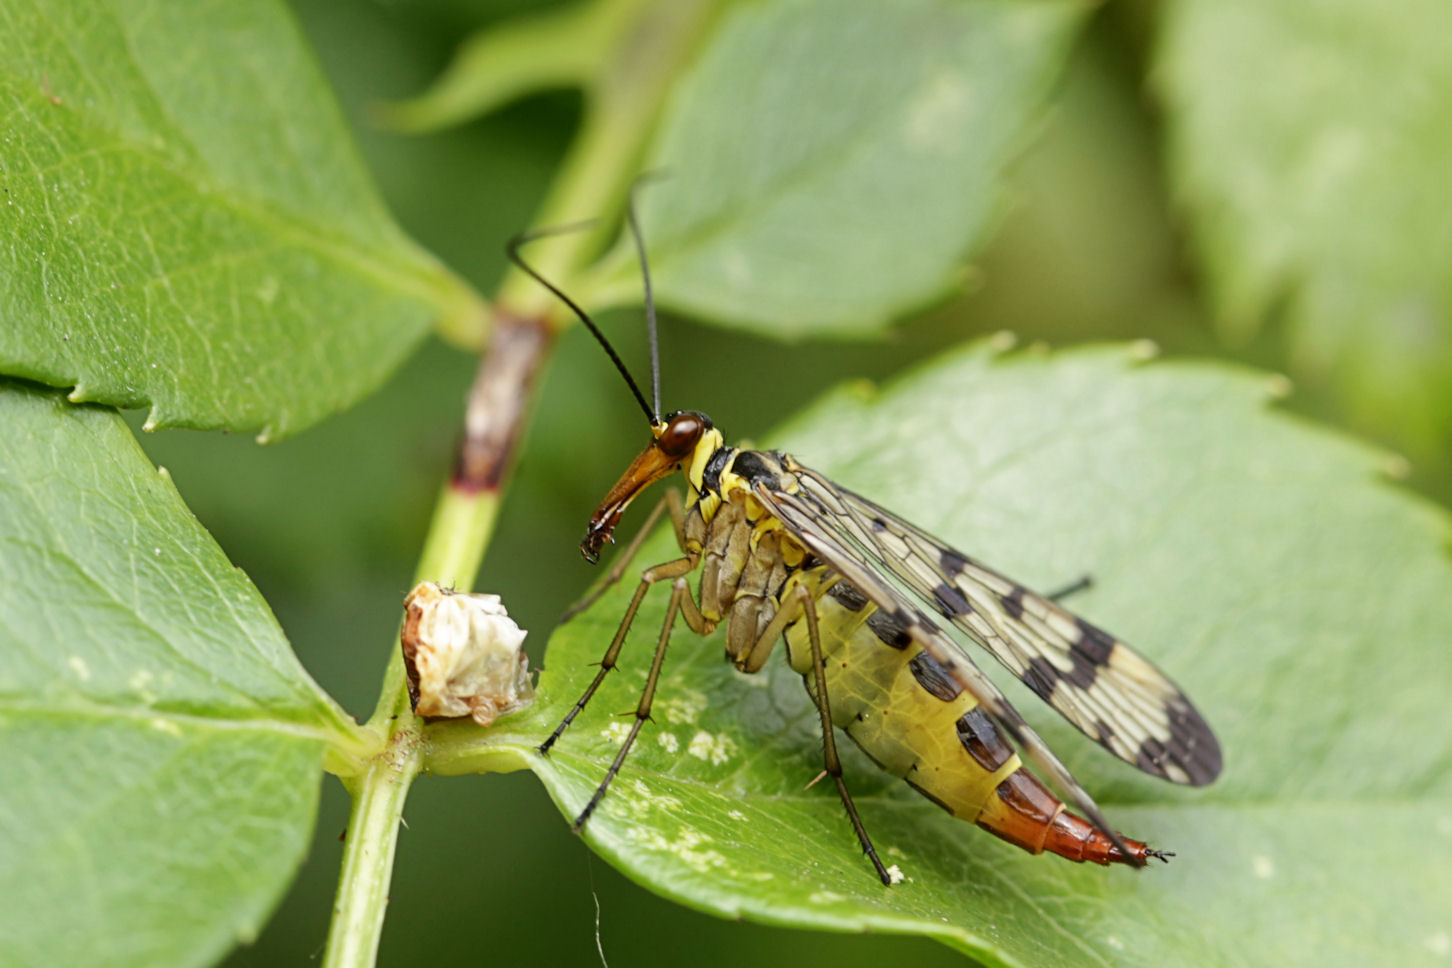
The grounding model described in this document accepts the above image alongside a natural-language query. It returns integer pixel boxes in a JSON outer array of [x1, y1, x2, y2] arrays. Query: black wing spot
[[1164, 702, 1224, 786], [865, 610, 913, 650], [1137, 737, 1170, 775], [870, 516, 888, 531], [825, 580, 868, 613], [909, 651, 962, 703], [956, 707, 1013, 771], [931, 582, 972, 619], [1092, 718, 1117, 746], [939, 546, 970, 573], [1024, 651, 1101, 695], [1001, 587, 1026, 620], [1188, 742, 1223, 786], [1072, 618, 1116, 665], [1022, 656, 1062, 701], [1064, 650, 1102, 690]]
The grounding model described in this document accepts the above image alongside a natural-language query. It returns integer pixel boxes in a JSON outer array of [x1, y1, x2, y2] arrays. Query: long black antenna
[[506, 221, 656, 424], [624, 189, 661, 419]]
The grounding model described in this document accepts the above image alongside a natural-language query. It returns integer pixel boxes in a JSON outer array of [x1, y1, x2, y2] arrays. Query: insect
[[521, 206, 1221, 884]]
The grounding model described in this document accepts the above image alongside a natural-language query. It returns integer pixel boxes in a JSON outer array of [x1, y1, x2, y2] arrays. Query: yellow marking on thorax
[[684, 431, 725, 494]]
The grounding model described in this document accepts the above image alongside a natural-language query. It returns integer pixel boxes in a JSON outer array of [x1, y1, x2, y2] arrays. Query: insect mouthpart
[[581, 411, 715, 562]]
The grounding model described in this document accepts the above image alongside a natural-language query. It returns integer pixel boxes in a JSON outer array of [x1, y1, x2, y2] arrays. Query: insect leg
[[1045, 574, 1093, 602], [538, 548, 698, 756], [561, 490, 688, 622], [572, 575, 695, 829], [792, 585, 893, 886]]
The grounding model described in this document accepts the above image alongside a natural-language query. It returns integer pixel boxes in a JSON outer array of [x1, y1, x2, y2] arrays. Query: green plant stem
[[321, 483, 506, 968], [321, 733, 423, 968], [322, 5, 722, 965], [496, 0, 721, 320]]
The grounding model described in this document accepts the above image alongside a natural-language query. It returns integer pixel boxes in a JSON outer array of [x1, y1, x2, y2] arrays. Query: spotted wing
[[788, 465, 1221, 787], [750, 481, 1143, 864]]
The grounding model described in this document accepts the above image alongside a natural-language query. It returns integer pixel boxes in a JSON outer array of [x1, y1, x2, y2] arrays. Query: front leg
[[561, 490, 690, 623], [538, 547, 699, 755], [572, 575, 710, 828]]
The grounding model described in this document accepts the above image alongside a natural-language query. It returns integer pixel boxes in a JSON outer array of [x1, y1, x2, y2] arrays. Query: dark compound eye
[[658, 412, 706, 459]]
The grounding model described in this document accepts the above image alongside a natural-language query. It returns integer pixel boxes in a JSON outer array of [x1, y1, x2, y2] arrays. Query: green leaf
[[586, 0, 1087, 338], [0, 0, 482, 439], [1156, 0, 1452, 454], [380, 0, 652, 133], [477, 342, 1450, 966], [0, 381, 366, 967]]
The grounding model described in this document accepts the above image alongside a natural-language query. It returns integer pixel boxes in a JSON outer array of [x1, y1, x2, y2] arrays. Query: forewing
[[752, 481, 1142, 865], [791, 466, 1221, 787]]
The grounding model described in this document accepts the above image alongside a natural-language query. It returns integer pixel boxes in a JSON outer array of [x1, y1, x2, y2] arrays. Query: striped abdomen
[[781, 574, 1156, 866]]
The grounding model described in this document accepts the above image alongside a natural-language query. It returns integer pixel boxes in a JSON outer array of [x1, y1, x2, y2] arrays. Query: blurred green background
[[112, 1, 1445, 965]]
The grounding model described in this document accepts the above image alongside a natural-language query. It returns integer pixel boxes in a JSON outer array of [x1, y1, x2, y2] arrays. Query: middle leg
[[789, 584, 892, 885]]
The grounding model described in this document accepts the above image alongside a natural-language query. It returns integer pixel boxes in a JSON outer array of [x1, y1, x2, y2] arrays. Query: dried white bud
[[401, 582, 535, 727]]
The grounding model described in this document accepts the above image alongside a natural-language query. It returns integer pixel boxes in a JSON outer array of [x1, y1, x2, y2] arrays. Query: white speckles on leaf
[[598, 780, 683, 824], [686, 730, 737, 765], [601, 721, 631, 745], [660, 689, 707, 725], [624, 780, 682, 815], [624, 827, 726, 874]]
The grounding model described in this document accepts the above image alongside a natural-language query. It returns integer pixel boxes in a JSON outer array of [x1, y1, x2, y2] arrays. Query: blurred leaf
[[0, 0, 483, 439], [1156, 0, 1452, 453], [381, 0, 652, 133], [587, 0, 1088, 338], [473, 342, 1450, 965], [0, 381, 365, 967]]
